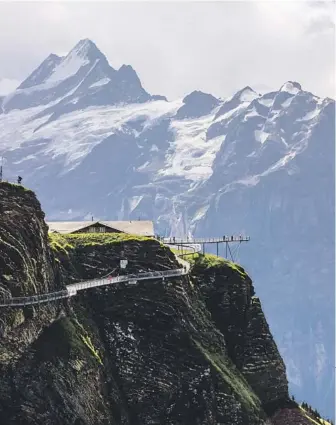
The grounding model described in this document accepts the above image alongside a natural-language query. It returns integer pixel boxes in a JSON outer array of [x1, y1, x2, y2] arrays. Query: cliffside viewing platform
[[162, 236, 250, 244], [0, 181, 333, 425], [0, 214, 251, 307]]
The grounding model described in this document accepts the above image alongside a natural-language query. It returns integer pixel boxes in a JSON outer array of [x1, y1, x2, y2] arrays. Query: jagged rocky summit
[[0, 182, 327, 425], [0, 39, 334, 420]]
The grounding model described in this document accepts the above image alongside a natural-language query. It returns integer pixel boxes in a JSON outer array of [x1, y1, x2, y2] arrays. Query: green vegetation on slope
[[0, 181, 32, 193], [172, 249, 247, 277], [49, 232, 153, 254], [299, 404, 333, 425], [193, 339, 261, 414], [49, 234, 74, 255], [35, 317, 103, 366]]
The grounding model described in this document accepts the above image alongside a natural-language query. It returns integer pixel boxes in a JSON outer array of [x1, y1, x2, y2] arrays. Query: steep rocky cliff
[[0, 183, 324, 424], [190, 256, 288, 411], [0, 182, 63, 361]]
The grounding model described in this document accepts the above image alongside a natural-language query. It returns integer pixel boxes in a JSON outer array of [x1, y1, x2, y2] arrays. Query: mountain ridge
[[1, 38, 159, 115], [0, 38, 334, 420], [2, 39, 333, 114]]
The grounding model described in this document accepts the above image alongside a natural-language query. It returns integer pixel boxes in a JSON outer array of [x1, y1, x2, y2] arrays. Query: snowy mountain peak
[[117, 64, 141, 84], [70, 38, 106, 63], [18, 53, 63, 90], [1, 39, 159, 113], [15, 40, 106, 94], [233, 86, 259, 102], [214, 86, 259, 120], [280, 81, 302, 95], [48, 53, 62, 61], [15, 40, 109, 95], [175, 90, 220, 119], [45, 39, 107, 85], [44, 53, 63, 64], [182, 90, 219, 104], [119, 64, 135, 72], [73, 38, 94, 51]]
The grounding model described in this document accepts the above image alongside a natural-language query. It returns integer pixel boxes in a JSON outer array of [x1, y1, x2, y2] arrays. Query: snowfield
[[0, 77, 329, 183], [0, 38, 335, 421]]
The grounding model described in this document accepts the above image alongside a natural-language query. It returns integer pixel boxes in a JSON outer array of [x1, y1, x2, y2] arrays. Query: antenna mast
[[0, 156, 3, 182]]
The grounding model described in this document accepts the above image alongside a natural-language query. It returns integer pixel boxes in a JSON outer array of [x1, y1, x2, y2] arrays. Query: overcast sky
[[0, 1, 335, 99]]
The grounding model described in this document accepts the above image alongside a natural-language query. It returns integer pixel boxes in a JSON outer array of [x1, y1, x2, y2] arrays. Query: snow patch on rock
[[255, 129, 269, 144], [129, 196, 144, 213], [280, 81, 301, 96], [46, 52, 89, 83], [90, 78, 111, 89]]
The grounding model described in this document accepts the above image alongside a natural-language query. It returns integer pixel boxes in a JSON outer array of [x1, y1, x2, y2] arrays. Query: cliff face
[[0, 183, 316, 425], [46, 234, 266, 425], [191, 258, 288, 410], [0, 183, 67, 420], [0, 183, 63, 361]]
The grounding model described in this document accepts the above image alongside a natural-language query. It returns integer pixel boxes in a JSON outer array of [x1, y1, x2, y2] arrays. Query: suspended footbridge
[[0, 268, 188, 308]]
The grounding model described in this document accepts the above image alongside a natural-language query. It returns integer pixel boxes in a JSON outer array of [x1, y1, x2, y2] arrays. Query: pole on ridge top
[[0, 155, 6, 182]]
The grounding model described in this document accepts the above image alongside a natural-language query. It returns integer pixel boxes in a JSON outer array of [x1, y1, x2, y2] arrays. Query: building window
[[86, 226, 106, 233]]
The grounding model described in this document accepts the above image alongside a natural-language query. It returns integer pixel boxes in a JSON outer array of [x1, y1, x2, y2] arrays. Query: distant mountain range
[[0, 38, 334, 420]]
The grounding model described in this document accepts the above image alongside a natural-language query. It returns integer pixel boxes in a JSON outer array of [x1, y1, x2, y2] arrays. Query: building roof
[[46, 220, 154, 236]]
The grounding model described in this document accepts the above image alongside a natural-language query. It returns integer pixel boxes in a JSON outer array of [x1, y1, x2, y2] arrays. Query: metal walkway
[[0, 268, 187, 308], [0, 235, 249, 307], [162, 236, 250, 260], [162, 236, 250, 244]]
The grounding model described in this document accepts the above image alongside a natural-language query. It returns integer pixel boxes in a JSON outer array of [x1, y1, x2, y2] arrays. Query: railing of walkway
[[0, 290, 69, 307], [0, 268, 187, 307], [67, 268, 187, 292], [162, 236, 250, 244]]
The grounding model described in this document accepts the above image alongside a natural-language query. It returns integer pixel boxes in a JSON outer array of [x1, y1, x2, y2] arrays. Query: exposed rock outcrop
[[0, 183, 62, 360], [0, 183, 321, 424], [191, 259, 288, 409]]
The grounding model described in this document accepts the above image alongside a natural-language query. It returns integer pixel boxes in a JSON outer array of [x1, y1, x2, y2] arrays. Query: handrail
[[174, 243, 202, 257], [0, 290, 69, 307], [0, 268, 187, 307], [162, 236, 250, 244]]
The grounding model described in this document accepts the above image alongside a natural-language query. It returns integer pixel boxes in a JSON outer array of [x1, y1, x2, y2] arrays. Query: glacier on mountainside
[[0, 39, 335, 421]]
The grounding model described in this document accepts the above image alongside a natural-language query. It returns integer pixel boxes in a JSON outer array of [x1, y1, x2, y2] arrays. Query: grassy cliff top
[[172, 249, 247, 277], [48, 233, 247, 279], [49, 232, 156, 254], [0, 181, 32, 193]]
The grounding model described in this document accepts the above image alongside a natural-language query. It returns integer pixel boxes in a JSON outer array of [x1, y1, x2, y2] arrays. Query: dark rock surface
[[175, 91, 220, 119], [0, 184, 322, 424], [0, 182, 62, 361], [191, 260, 288, 408]]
